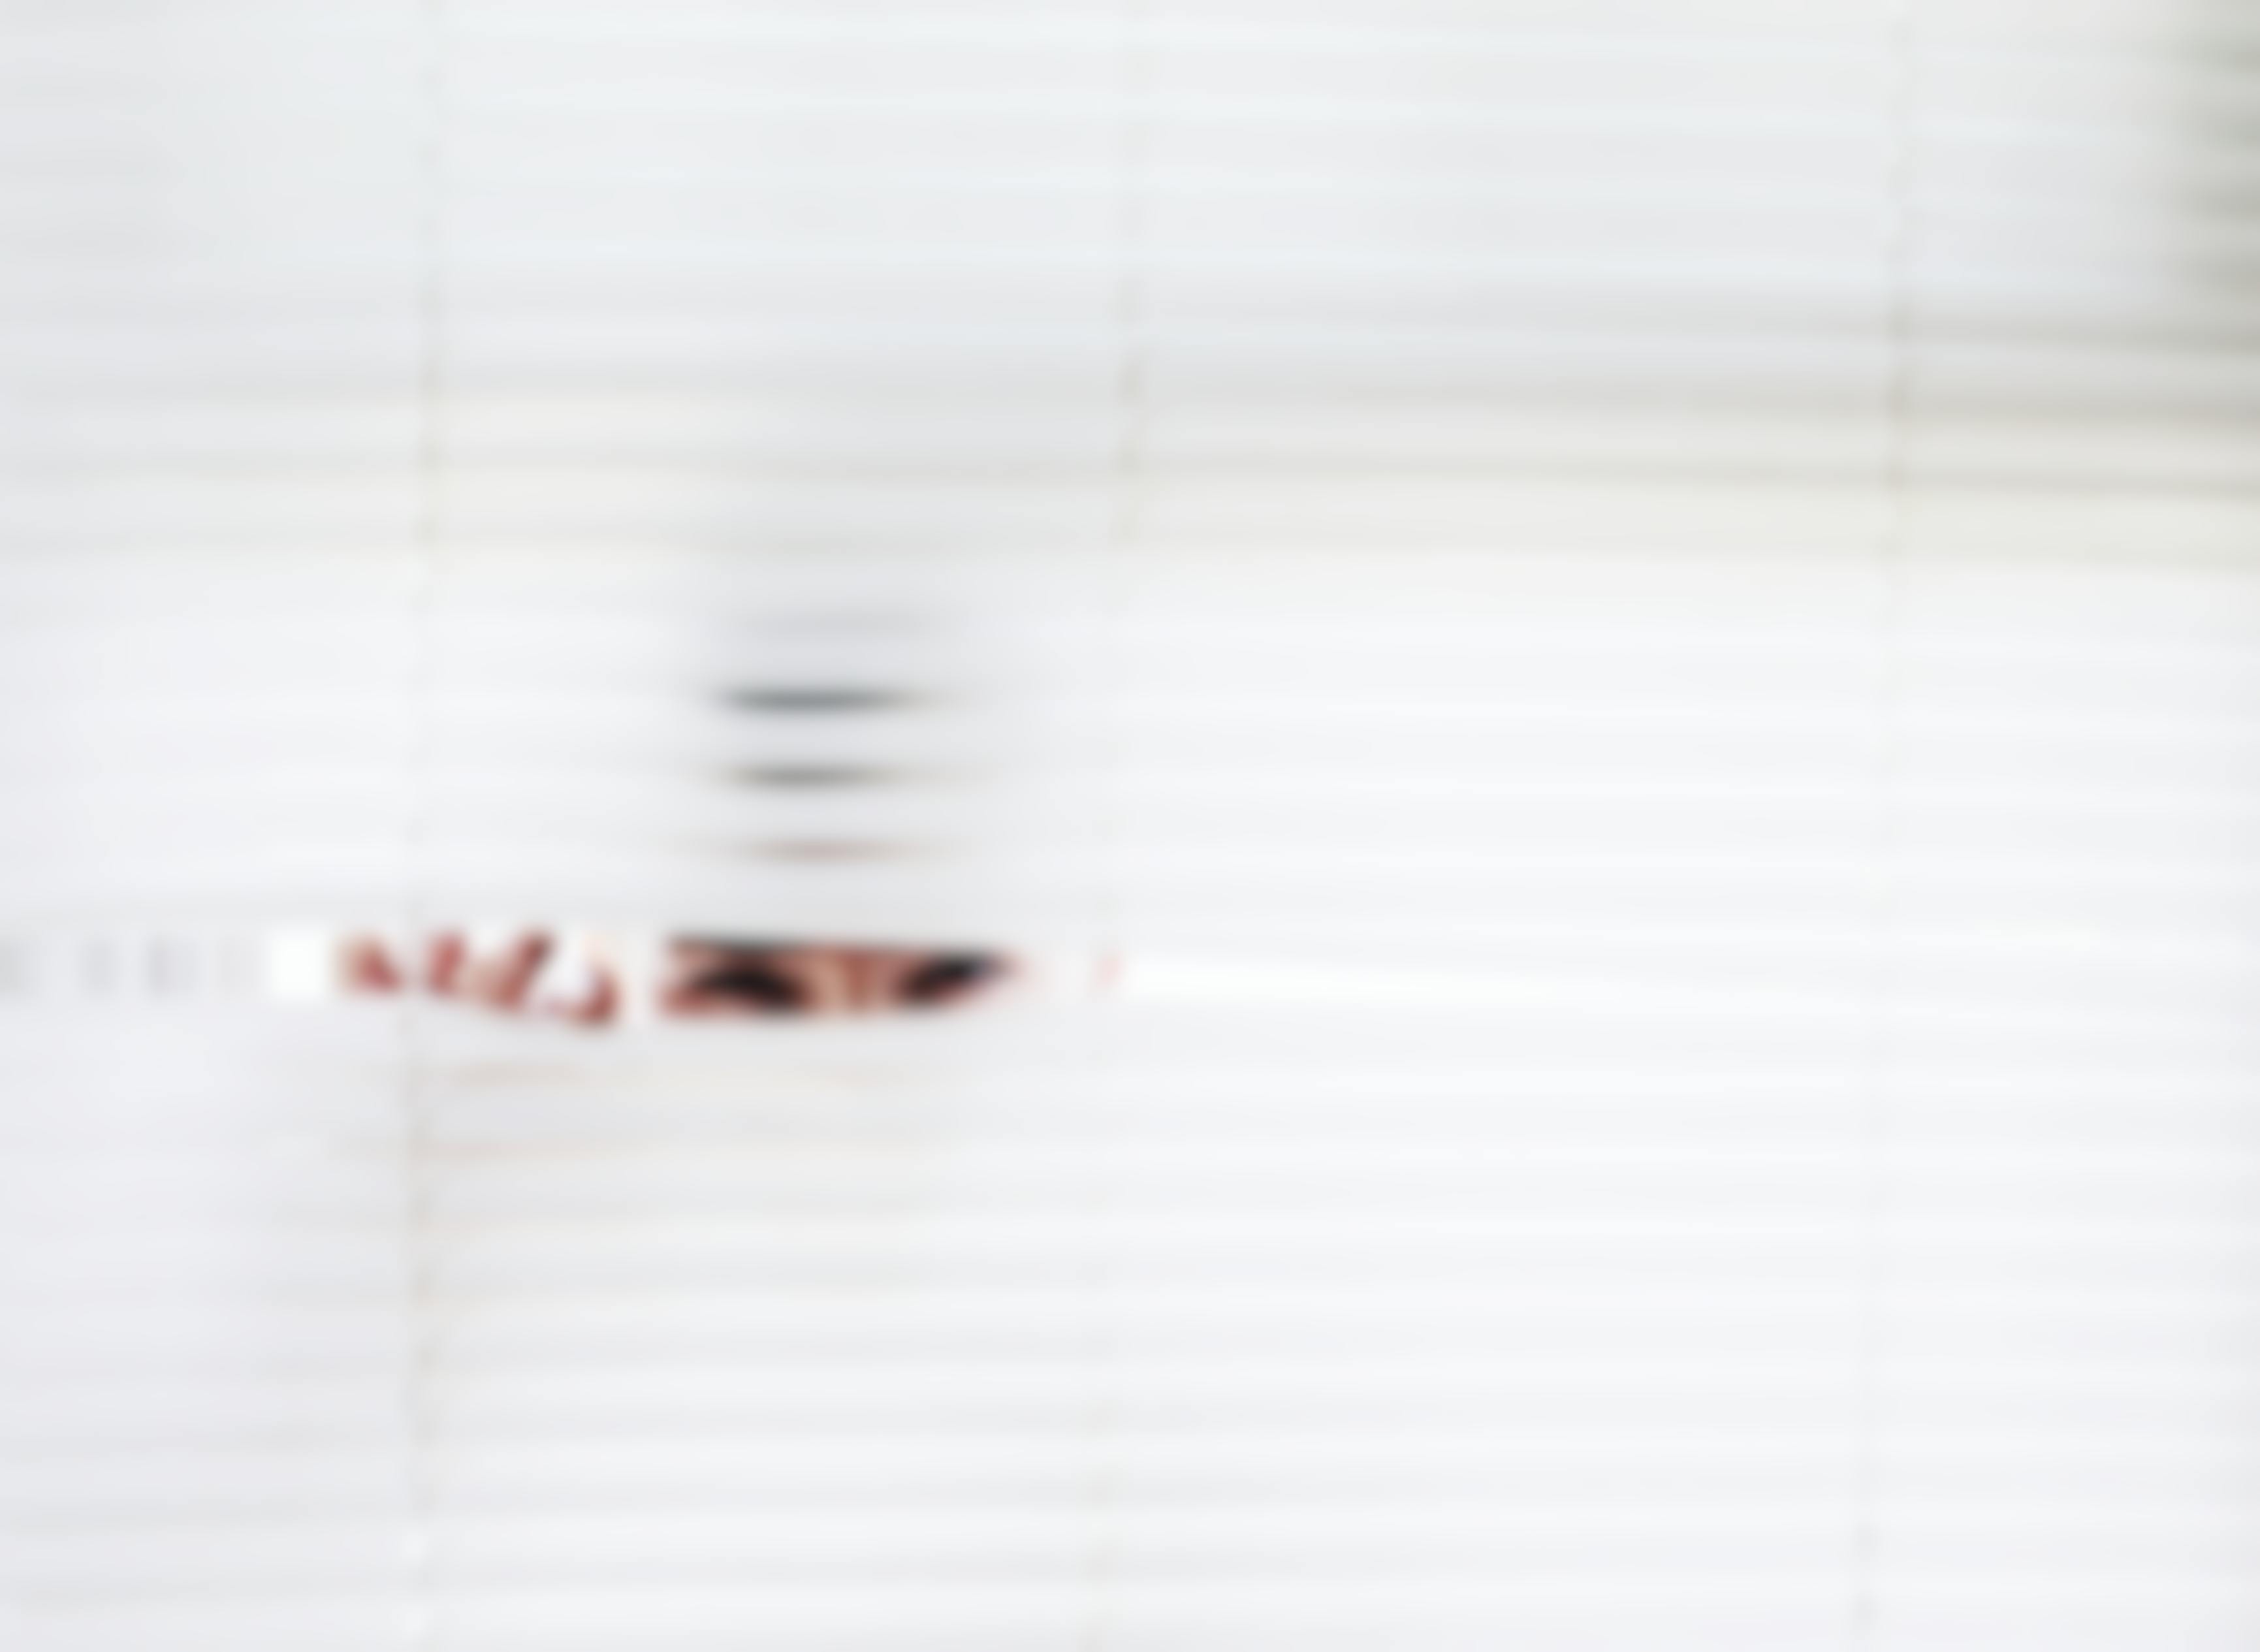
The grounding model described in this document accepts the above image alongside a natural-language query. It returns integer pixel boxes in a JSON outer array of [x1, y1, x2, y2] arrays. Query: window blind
[[5, 2, 2260, 1649]]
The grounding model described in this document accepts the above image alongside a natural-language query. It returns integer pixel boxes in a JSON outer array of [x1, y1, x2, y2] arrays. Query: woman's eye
[[686, 963, 804, 1011], [899, 953, 998, 1006]]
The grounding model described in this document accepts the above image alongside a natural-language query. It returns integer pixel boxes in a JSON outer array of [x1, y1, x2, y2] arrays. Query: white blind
[[6, 3, 2260, 1649]]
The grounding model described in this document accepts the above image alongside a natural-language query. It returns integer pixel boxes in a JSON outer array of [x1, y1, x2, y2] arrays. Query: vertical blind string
[[399, 0, 453, 1642], [1853, 1, 1922, 1646], [1079, 3, 1154, 1647]]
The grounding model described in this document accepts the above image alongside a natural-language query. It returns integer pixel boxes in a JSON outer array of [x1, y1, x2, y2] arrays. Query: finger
[[424, 932, 468, 994], [340, 936, 403, 994], [560, 964, 621, 1028], [468, 931, 553, 1011]]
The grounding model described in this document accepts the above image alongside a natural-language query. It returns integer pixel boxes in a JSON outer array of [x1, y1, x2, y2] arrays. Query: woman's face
[[340, 930, 1015, 1026], [661, 940, 1010, 1019]]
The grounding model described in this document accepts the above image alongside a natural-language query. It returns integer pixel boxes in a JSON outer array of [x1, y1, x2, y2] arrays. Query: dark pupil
[[902, 954, 994, 1004], [689, 962, 803, 1010]]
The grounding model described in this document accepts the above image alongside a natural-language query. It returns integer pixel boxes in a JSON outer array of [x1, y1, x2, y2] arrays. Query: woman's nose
[[793, 949, 863, 1016]]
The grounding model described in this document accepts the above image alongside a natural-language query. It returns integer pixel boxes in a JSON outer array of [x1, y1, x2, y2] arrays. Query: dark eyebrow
[[670, 937, 1005, 961], [725, 764, 901, 789], [673, 935, 795, 954], [720, 686, 915, 714], [735, 839, 919, 863]]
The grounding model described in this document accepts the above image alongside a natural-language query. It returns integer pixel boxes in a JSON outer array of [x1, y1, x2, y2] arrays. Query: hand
[[339, 929, 622, 1027]]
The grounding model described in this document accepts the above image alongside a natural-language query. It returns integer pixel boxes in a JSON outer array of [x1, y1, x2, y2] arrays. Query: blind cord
[[399, 0, 453, 1642], [1851, 2, 1922, 1646], [1077, 5, 1154, 1648]]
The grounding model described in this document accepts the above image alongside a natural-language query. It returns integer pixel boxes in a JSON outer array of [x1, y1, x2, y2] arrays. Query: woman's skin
[[663, 938, 1010, 1019], [340, 931, 1012, 1027]]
